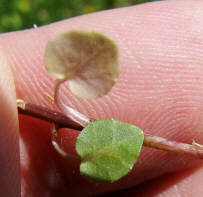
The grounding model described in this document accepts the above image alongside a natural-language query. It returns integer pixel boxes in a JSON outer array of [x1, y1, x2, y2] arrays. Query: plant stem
[[143, 134, 203, 159], [54, 80, 90, 127], [17, 100, 203, 159], [52, 124, 81, 162], [17, 99, 83, 130]]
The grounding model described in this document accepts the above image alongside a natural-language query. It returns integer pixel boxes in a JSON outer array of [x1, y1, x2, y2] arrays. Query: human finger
[[0, 47, 20, 196], [0, 0, 203, 196]]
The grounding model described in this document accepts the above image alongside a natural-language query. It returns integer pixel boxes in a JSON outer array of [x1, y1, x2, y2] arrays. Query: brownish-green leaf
[[44, 30, 119, 99]]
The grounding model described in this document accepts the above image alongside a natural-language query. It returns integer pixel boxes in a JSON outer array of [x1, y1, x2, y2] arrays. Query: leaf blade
[[76, 119, 144, 182], [44, 30, 120, 99]]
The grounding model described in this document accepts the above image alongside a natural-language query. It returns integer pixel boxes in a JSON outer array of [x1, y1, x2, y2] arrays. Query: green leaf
[[76, 119, 144, 182]]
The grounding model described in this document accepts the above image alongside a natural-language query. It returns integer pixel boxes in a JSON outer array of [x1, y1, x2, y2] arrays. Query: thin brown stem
[[17, 99, 83, 130], [17, 100, 203, 160], [143, 134, 203, 159]]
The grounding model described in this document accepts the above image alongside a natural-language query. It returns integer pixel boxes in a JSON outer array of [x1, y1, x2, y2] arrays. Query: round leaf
[[44, 30, 120, 99], [76, 119, 144, 182]]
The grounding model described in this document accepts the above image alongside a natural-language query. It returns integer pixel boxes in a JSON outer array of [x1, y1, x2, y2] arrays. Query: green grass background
[[0, 0, 157, 33]]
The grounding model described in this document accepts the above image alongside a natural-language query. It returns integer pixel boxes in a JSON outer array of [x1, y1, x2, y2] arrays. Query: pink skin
[[0, 0, 203, 196]]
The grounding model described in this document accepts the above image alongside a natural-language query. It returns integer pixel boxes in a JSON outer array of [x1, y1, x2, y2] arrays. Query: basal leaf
[[44, 30, 120, 99], [76, 119, 144, 182]]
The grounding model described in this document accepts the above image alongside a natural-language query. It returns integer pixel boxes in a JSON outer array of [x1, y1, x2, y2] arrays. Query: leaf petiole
[[52, 124, 81, 163]]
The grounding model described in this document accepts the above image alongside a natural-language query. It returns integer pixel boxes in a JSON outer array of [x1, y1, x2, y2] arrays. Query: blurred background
[[0, 0, 157, 33]]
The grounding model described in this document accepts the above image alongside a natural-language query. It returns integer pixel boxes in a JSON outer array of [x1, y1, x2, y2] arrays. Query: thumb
[[0, 48, 20, 196]]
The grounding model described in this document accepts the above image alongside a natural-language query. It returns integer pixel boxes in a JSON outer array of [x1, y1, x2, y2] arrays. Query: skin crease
[[0, 0, 203, 196]]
